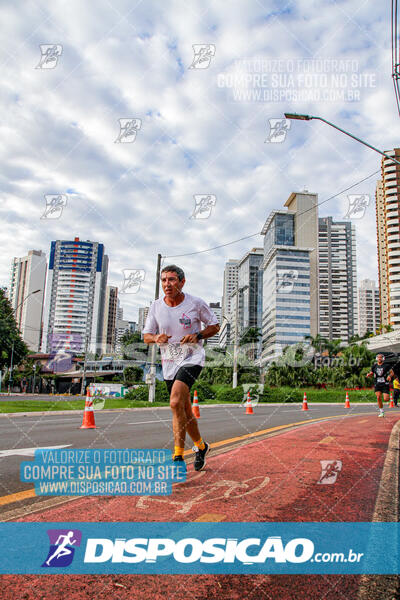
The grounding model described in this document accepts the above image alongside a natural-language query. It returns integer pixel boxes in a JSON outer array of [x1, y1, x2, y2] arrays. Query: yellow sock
[[194, 438, 205, 450], [174, 446, 184, 457]]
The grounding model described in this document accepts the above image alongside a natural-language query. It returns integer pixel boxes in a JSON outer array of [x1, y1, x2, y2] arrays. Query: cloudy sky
[[1, 0, 399, 322]]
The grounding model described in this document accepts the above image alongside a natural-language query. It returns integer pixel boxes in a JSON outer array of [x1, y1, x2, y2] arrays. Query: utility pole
[[148, 253, 162, 402], [8, 341, 15, 396], [80, 333, 89, 396], [232, 284, 239, 388], [32, 363, 37, 394]]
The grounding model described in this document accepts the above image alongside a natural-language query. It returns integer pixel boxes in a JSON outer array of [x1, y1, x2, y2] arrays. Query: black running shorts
[[375, 383, 390, 394], [164, 364, 203, 395]]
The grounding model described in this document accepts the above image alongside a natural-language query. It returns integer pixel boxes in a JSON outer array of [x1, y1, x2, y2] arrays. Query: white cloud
[[1, 0, 399, 324]]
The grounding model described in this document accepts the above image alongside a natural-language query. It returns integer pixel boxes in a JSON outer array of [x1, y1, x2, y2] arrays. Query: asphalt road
[[0, 402, 386, 503]]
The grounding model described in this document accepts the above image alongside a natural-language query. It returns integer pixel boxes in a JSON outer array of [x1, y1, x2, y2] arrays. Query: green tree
[[121, 331, 148, 360], [326, 339, 342, 357], [121, 331, 142, 345], [123, 366, 144, 384], [304, 334, 328, 354], [239, 327, 262, 361], [0, 288, 28, 371]]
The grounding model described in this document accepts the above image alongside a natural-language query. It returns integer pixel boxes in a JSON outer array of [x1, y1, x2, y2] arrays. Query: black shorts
[[375, 384, 390, 394], [164, 364, 203, 395]]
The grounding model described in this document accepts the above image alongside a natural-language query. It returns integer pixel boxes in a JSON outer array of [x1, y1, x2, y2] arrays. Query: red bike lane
[[2, 412, 399, 599]]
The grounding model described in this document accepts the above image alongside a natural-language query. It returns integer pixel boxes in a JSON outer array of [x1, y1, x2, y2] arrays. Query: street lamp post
[[32, 363, 37, 394], [80, 334, 89, 397], [148, 254, 162, 403], [284, 113, 400, 167], [232, 285, 240, 388], [7, 289, 41, 395]]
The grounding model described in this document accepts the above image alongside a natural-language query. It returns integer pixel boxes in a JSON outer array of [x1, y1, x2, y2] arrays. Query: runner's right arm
[[143, 333, 170, 344]]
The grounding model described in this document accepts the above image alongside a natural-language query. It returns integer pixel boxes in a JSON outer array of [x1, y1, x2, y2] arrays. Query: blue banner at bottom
[[0, 522, 398, 574]]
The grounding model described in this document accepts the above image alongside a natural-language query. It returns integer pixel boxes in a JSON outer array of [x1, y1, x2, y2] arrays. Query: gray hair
[[161, 264, 185, 281]]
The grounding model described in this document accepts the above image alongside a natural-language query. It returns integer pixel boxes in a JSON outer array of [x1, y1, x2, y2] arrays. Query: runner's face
[[161, 271, 185, 299], [377, 356, 383, 365]]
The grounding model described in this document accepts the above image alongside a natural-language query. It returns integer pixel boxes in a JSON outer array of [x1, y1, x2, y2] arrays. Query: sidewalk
[[2, 412, 400, 599]]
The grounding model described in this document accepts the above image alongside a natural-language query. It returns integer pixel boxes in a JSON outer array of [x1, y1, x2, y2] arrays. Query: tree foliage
[[264, 341, 375, 388], [0, 288, 28, 370]]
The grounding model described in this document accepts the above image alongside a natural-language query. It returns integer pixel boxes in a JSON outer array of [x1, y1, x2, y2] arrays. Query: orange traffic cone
[[389, 392, 394, 408], [80, 388, 96, 429], [302, 392, 309, 411], [192, 390, 200, 418], [245, 391, 254, 415], [344, 391, 350, 409]]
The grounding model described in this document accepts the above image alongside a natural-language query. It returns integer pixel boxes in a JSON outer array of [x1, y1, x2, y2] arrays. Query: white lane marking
[[0, 444, 72, 457], [281, 409, 309, 412], [127, 419, 171, 425], [127, 415, 217, 425], [4, 418, 80, 423]]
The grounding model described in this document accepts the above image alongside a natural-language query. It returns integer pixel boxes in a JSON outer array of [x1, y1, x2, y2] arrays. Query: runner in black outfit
[[366, 354, 391, 417]]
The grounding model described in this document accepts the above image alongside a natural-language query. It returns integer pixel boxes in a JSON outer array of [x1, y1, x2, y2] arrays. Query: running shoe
[[173, 455, 185, 462], [378, 411, 385, 418], [193, 442, 210, 471]]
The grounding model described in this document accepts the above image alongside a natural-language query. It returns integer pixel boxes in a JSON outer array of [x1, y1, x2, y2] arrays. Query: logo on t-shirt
[[179, 313, 191, 328]]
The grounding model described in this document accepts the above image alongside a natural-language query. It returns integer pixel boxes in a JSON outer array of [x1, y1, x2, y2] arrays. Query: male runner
[[366, 353, 391, 417], [142, 265, 220, 470]]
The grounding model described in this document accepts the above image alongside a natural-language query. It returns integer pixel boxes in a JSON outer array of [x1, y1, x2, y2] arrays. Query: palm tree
[[305, 334, 328, 355], [239, 327, 262, 361], [349, 334, 361, 344], [326, 339, 342, 358]]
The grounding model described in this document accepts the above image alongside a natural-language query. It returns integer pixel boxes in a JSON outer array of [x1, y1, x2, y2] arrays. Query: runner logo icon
[[42, 529, 82, 567], [179, 314, 192, 328]]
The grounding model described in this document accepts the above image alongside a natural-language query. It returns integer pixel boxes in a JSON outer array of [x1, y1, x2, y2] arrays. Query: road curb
[[357, 419, 400, 600]]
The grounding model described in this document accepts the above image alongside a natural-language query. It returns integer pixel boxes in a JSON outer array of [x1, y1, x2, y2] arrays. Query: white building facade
[[358, 279, 380, 336], [318, 217, 358, 342], [41, 238, 108, 354], [9, 250, 47, 351]]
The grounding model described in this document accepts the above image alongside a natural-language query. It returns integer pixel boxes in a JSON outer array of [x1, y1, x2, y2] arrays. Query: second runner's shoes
[[193, 442, 210, 471]]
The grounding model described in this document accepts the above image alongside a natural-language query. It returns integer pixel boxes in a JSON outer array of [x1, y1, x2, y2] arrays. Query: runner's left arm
[[180, 299, 220, 343], [198, 299, 220, 338]]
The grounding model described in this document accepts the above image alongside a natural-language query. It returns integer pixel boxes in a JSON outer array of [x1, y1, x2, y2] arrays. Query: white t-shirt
[[142, 293, 219, 380]]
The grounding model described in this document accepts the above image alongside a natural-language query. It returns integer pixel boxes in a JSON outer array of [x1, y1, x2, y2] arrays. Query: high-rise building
[[284, 192, 319, 337], [128, 321, 138, 333], [358, 279, 380, 336], [138, 306, 150, 332], [207, 302, 222, 347], [237, 248, 263, 335], [101, 286, 118, 354], [260, 192, 319, 363], [376, 149, 400, 328], [228, 249, 264, 356], [218, 319, 231, 348], [115, 299, 129, 353], [9, 250, 47, 351], [318, 217, 358, 342], [222, 260, 239, 320], [41, 237, 108, 354], [220, 259, 239, 347]]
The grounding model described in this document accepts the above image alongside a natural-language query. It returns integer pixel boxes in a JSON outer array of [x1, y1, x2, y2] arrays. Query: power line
[[164, 169, 381, 259], [165, 232, 260, 258]]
